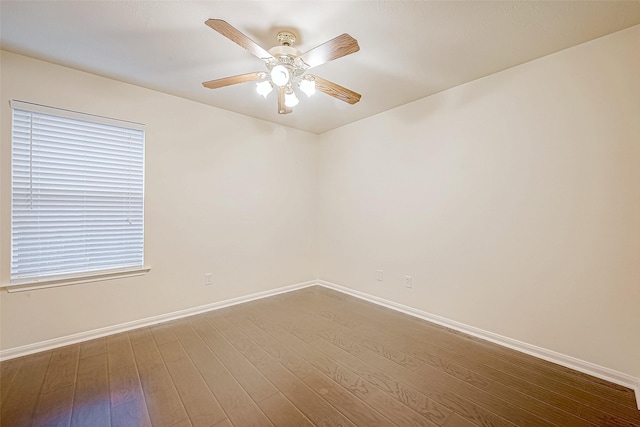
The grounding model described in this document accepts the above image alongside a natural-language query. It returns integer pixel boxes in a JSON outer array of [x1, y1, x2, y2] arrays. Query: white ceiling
[[2, 1, 639, 134]]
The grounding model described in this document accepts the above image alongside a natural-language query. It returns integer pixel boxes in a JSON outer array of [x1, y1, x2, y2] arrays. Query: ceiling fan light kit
[[202, 19, 361, 115]]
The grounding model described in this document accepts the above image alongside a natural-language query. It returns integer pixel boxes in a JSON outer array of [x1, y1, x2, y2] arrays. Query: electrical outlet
[[204, 273, 214, 285], [376, 270, 383, 281], [404, 275, 412, 288]]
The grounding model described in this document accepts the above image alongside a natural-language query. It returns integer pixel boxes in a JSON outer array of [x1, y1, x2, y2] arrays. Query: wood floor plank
[[579, 403, 640, 427], [155, 337, 227, 426], [71, 351, 110, 427], [212, 418, 233, 427], [149, 322, 179, 346], [221, 315, 316, 380], [302, 369, 397, 426], [330, 316, 585, 421], [442, 412, 483, 427], [0, 351, 51, 426], [256, 392, 314, 427], [316, 311, 594, 426], [233, 309, 445, 427], [107, 333, 147, 412], [168, 419, 193, 427], [129, 329, 189, 427], [32, 385, 75, 427], [128, 326, 154, 345], [30, 345, 79, 426], [188, 317, 278, 403], [187, 318, 275, 426], [110, 397, 152, 427], [450, 327, 639, 409], [170, 321, 229, 382], [214, 318, 358, 427], [441, 339, 640, 422], [280, 373, 361, 427], [287, 315, 516, 426], [106, 331, 153, 426], [108, 362, 145, 409], [357, 346, 554, 426], [230, 304, 399, 426], [0, 357, 22, 400], [41, 345, 79, 394], [79, 337, 106, 359], [406, 340, 584, 415], [281, 325, 441, 427], [207, 371, 274, 427], [106, 332, 136, 371]]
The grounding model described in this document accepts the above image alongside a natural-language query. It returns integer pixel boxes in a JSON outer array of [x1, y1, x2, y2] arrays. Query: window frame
[[6, 100, 149, 292]]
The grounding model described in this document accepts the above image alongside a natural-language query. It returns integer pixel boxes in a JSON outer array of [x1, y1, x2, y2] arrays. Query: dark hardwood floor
[[1, 286, 638, 426]]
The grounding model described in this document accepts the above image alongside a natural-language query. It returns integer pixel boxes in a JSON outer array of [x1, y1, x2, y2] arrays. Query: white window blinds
[[10, 101, 145, 283]]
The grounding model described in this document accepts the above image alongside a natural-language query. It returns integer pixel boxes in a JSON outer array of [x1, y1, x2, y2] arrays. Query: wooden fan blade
[[313, 76, 361, 104], [278, 87, 292, 114], [299, 34, 360, 69], [205, 19, 274, 60], [202, 73, 262, 89]]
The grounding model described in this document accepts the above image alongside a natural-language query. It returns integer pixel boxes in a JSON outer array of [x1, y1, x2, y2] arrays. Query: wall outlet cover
[[204, 273, 214, 285], [404, 275, 412, 288]]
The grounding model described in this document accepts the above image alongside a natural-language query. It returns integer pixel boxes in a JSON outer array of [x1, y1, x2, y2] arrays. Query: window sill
[[3, 267, 151, 293]]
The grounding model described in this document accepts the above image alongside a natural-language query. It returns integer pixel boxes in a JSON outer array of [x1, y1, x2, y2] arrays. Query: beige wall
[[0, 51, 318, 350], [317, 26, 640, 378]]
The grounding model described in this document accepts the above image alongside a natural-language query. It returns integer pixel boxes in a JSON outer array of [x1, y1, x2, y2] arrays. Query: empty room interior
[[1, 1, 639, 426]]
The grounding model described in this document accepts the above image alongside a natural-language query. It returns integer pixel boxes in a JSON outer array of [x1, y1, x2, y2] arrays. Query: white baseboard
[[0, 280, 317, 362], [317, 280, 640, 410]]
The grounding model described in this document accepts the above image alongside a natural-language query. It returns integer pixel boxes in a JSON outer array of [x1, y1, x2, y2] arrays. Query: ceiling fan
[[202, 19, 361, 114]]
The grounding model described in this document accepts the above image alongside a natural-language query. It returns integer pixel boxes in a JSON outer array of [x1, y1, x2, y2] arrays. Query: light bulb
[[299, 78, 316, 97], [284, 91, 299, 107], [256, 81, 273, 98], [270, 65, 290, 87]]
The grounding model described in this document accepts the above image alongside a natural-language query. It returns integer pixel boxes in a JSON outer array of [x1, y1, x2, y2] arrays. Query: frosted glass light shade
[[299, 78, 316, 97], [256, 81, 273, 98], [284, 91, 299, 107], [270, 65, 290, 87]]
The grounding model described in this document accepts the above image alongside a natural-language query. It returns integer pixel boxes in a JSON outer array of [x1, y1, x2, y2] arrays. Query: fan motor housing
[[268, 45, 300, 58]]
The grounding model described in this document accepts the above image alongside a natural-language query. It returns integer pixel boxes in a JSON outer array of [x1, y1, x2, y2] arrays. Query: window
[[10, 100, 146, 288]]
